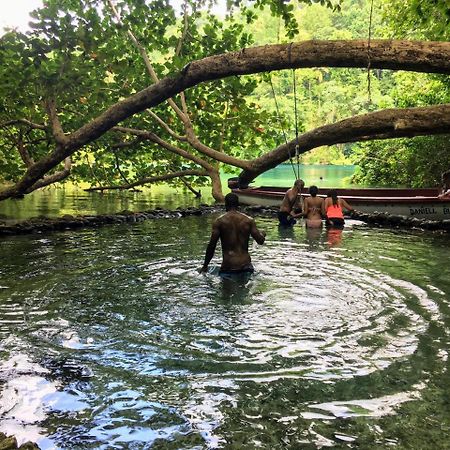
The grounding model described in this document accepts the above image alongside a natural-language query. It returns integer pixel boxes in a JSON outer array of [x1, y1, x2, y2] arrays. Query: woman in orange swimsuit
[[324, 190, 353, 228]]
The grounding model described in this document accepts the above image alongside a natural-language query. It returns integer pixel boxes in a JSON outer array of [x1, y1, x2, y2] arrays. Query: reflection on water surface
[[0, 216, 449, 449]]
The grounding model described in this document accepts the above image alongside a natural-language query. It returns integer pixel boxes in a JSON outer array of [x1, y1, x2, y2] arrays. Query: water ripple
[[0, 219, 448, 448]]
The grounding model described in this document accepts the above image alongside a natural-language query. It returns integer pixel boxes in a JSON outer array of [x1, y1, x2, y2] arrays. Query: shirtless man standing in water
[[278, 179, 305, 226], [200, 193, 266, 275]]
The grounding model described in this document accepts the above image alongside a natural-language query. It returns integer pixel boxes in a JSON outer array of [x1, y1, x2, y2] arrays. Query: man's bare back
[[200, 194, 265, 273]]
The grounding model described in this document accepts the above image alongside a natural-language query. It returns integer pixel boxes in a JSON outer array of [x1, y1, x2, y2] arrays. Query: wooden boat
[[231, 185, 450, 220]]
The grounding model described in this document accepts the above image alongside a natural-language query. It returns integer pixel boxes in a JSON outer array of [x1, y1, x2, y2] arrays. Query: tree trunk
[[209, 169, 225, 203]]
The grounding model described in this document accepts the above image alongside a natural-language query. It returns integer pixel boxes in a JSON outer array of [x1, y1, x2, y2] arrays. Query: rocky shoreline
[[0, 205, 449, 237]]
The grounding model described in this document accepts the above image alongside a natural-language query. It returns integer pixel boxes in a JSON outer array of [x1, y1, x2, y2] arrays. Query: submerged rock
[[0, 433, 40, 449]]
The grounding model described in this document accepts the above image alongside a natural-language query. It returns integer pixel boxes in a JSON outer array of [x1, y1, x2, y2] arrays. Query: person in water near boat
[[303, 185, 324, 228], [199, 192, 266, 275], [438, 170, 450, 199], [324, 189, 354, 228], [278, 178, 305, 226]]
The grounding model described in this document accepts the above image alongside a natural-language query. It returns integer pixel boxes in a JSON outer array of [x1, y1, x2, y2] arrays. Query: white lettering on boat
[[409, 207, 437, 216]]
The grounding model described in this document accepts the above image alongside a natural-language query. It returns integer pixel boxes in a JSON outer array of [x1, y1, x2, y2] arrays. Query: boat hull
[[233, 187, 450, 221]]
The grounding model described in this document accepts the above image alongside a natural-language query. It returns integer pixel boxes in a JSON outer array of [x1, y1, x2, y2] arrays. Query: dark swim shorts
[[219, 265, 254, 278], [326, 218, 345, 228], [278, 211, 296, 227]]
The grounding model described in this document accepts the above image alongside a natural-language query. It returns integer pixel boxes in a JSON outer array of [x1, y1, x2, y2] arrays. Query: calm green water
[[253, 164, 356, 188], [0, 215, 449, 449], [0, 165, 356, 221]]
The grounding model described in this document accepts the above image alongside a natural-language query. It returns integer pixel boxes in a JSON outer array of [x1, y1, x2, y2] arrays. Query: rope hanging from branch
[[269, 72, 298, 180], [367, 0, 375, 103]]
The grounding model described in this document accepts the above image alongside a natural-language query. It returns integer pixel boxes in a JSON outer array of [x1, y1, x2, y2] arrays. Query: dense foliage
[[0, 0, 448, 196], [352, 0, 450, 186]]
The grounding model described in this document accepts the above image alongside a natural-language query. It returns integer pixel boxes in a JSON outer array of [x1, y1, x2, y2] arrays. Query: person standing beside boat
[[439, 170, 450, 198], [324, 189, 353, 228], [303, 185, 324, 228], [278, 179, 305, 226]]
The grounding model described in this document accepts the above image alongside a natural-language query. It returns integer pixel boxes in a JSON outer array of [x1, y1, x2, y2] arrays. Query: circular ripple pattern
[[0, 218, 448, 449]]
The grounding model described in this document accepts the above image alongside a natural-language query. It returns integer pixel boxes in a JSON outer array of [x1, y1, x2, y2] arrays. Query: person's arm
[[299, 197, 309, 218], [340, 198, 353, 211], [291, 195, 304, 218], [322, 198, 328, 218], [199, 221, 220, 272], [250, 219, 266, 245], [319, 198, 325, 218]]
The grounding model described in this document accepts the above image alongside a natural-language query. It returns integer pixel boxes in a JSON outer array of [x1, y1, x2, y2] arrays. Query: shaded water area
[[0, 165, 356, 222], [1, 215, 449, 449]]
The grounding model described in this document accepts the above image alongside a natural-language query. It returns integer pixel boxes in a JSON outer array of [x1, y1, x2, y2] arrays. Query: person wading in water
[[324, 189, 354, 228], [278, 179, 305, 227], [200, 193, 266, 276], [303, 185, 324, 228], [439, 170, 450, 198]]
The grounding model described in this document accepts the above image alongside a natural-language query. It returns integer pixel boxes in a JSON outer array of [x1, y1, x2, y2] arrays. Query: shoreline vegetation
[[0, 205, 449, 237]]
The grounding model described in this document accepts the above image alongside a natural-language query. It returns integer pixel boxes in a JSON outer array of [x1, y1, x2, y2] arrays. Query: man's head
[[294, 179, 305, 190], [225, 192, 239, 211]]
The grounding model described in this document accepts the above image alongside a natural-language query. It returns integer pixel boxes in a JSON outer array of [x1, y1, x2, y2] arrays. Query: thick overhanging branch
[[2, 40, 450, 200], [84, 169, 207, 191], [238, 104, 450, 185], [65, 40, 450, 155]]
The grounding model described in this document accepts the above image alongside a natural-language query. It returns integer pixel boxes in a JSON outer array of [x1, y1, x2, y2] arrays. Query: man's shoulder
[[238, 211, 254, 222], [221, 211, 254, 223]]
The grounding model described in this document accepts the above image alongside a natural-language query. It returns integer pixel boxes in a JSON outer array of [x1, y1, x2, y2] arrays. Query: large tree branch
[[85, 169, 207, 191], [25, 157, 72, 193], [65, 40, 450, 152], [238, 104, 450, 184], [2, 40, 450, 200]]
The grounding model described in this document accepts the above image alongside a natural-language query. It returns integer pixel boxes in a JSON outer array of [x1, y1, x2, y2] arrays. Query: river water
[[1, 214, 449, 448], [0, 164, 356, 221], [1, 165, 450, 449]]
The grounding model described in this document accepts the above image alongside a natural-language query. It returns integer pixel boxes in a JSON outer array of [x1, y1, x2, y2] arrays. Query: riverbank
[[0, 205, 449, 237]]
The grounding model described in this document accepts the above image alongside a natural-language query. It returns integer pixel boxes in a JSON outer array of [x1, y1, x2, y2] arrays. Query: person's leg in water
[[326, 218, 345, 229], [278, 211, 296, 227]]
